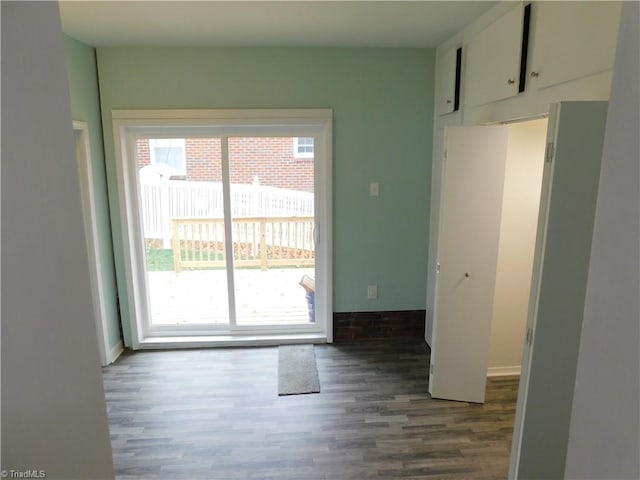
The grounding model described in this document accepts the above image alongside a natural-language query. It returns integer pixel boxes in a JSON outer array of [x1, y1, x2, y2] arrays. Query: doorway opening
[[429, 116, 548, 402], [487, 118, 548, 377], [113, 110, 333, 347]]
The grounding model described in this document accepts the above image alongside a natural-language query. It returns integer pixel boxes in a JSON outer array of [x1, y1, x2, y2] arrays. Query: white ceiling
[[59, 1, 496, 48]]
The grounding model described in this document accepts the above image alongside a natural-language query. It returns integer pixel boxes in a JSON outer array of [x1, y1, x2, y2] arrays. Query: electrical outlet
[[369, 182, 379, 197], [367, 285, 378, 299]]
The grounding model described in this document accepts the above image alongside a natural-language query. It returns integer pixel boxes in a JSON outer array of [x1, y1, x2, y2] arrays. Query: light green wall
[[96, 46, 434, 343], [63, 35, 122, 351]]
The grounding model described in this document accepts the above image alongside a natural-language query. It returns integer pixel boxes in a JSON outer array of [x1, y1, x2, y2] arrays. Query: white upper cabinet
[[528, 2, 622, 90], [465, 4, 525, 107], [437, 46, 460, 115]]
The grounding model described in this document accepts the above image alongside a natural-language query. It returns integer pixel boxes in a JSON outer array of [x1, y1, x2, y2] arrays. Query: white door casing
[[112, 109, 333, 348], [73, 121, 112, 366]]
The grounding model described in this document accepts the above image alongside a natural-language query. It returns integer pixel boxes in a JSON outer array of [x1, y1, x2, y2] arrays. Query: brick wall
[[137, 140, 151, 168], [136, 137, 314, 193], [187, 138, 221, 182]]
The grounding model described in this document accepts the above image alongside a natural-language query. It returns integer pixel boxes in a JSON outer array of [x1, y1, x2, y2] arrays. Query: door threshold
[[137, 333, 328, 350]]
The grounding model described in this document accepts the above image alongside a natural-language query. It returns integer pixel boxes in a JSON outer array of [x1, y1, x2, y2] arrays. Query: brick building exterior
[[136, 137, 314, 193]]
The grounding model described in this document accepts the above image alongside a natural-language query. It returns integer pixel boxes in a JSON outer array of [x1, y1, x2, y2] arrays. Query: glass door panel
[[135, 136, 230, 326], [228, 137, 315, 326]]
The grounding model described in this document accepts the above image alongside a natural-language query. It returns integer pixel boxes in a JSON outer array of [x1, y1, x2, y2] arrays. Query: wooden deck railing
[[171, 216, 315, 272], [141, 180, 313, 248]]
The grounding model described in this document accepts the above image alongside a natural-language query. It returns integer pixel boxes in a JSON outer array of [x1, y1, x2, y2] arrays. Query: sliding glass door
[[228, 136, 315, 326], [137, 136, 231, 327], [113, 110, 332, 345]]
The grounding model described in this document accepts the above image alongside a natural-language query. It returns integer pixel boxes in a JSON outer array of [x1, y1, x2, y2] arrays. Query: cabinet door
[[437, 47, 458, 115], [529, 2, 622, 90], [466, 3, 524, 107]]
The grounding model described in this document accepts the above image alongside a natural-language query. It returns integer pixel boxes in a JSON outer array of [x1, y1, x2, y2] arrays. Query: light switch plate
[[369, 182, 379, 197], [367, 285, 378, 299]]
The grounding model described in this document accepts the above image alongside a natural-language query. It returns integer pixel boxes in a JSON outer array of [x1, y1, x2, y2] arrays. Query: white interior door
[[429, 125, 509, 403]]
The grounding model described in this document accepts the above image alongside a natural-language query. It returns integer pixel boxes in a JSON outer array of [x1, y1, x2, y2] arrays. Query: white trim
[[113, 123, 145, 349], [112, 109, 333, 347], [317, 118, 333, 343], [73, 121, 112, 367], [138, 334, 327, 350], [487, 366, 521, 377], [107, 340, 124, 364], [112, 108, 332, 121]]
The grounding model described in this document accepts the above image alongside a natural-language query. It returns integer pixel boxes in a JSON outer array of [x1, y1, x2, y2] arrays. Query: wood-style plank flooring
[[103, 341, 519, 479]]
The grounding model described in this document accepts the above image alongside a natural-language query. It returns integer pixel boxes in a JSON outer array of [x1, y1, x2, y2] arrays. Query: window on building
[[149, 138, 186, 176], [293, 137, 314, 158]]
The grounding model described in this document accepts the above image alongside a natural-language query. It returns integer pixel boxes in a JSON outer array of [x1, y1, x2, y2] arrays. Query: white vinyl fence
[[140, 180, 314, 247]]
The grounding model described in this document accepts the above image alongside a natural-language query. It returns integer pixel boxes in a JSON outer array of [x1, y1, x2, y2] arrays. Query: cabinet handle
[[507, 78, 516, 85], [446, 99, 452, 104], [530, 71, 539, 78]]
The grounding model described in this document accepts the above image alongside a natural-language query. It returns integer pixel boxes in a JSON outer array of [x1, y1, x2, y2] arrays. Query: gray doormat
[[278, 345, 320, 396]]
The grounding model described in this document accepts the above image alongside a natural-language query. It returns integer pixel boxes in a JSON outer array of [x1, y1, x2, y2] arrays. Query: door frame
[[112, 109, 333, 348], [73, 120, 112, 366], [429, 111, 552, 461], [430, 115, 550, 402]]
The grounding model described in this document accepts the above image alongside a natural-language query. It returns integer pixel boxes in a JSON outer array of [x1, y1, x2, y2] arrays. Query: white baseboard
[[137, 334, 327, 350], [487, 365, 521, 377], [107, 340, 124, 364]]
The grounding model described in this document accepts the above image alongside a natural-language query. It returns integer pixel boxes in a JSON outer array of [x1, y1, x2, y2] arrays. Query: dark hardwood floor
[[103, 341, 519, 479]]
